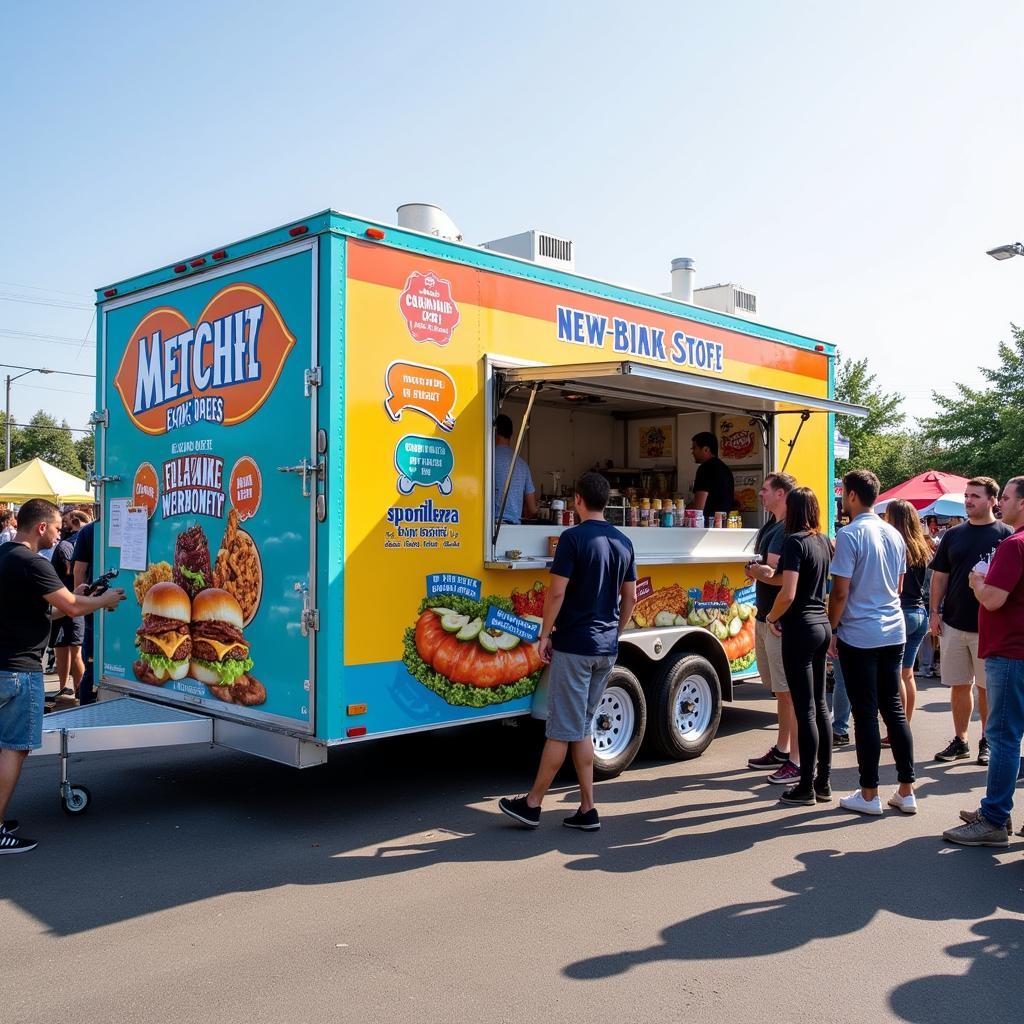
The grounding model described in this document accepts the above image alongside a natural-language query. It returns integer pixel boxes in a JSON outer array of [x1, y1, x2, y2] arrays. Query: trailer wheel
[[647, 653, 721, 760], [61, 785, 91, 816], [592, 666, 647, 780]]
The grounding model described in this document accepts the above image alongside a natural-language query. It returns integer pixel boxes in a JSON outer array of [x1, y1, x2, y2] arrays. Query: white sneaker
[[839, 791, 883, 816], [887, 791, 918, 815]]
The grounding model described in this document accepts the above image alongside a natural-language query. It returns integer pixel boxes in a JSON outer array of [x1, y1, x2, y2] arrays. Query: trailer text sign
[[113, 283, 296, 435]]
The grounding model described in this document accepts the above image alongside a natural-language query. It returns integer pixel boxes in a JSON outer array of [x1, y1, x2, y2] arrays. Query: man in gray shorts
[[500, 472, 637, 831]]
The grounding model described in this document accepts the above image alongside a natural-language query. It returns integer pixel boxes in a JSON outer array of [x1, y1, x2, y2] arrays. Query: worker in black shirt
[[690, 431, 735, 517]]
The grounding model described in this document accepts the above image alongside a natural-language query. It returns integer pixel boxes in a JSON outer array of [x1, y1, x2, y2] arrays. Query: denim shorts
[[902, 606, 928, 669], [0, 670, 45, 751], [546, 651, 617, 742]]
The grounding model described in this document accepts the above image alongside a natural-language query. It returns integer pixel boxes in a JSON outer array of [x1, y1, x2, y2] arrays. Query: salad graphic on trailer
[[403, 582, 548, 707]]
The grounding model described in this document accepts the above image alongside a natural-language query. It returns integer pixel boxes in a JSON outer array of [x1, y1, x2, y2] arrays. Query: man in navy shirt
[[500, 472, 636, 832]]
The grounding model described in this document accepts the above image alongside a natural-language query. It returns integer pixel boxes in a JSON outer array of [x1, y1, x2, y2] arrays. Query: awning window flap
[[499, 360, 868, 419]]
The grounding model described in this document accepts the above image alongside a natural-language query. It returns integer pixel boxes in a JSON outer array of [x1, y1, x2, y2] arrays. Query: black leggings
[[837, 639, 915, 789], [781, 620, 833, 791]]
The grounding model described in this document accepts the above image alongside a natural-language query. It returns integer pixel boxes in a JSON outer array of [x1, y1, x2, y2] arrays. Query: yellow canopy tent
[[0, 458, 94, 505]]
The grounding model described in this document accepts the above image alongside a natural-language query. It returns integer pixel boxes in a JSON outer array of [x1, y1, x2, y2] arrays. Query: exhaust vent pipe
[[396, 203, 463, 242], [670, 257, 695, 303]]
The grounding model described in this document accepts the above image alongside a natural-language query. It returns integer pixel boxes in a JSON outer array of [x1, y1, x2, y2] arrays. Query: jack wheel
[[61, 785, 91, 816]]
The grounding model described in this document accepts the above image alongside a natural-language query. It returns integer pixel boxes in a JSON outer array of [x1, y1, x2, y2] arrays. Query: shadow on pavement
[[889, 917, 1024, 1023], [563, 838, 1024, 978]]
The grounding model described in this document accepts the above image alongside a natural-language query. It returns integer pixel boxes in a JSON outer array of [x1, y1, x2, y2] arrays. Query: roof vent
[[396, 203, 463, 242], [481, 230, 575, 271]]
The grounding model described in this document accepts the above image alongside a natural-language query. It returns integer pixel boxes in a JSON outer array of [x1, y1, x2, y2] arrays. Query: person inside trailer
[[493, 414, 537, 525], [689, 431, 735, 517]]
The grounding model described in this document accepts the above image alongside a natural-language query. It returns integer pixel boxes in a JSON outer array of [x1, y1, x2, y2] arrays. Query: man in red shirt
[[943, 476, 1024, 847]]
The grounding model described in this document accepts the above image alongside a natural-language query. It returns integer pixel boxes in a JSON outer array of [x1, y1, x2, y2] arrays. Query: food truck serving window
[[487, 359, 868, 567], [499, 360, 869, 419]]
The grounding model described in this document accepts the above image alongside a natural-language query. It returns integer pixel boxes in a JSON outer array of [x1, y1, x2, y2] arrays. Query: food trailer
[[36, 208, 866, 811]]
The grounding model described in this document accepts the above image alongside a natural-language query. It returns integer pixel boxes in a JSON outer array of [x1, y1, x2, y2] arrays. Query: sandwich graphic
[[133, 581, 192, 684]]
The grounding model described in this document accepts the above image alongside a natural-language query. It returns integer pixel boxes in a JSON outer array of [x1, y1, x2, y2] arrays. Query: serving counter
[[487, 525, 757, 570]]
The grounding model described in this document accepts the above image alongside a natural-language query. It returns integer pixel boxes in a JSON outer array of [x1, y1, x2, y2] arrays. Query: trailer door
[[96, 238, 319, 735]]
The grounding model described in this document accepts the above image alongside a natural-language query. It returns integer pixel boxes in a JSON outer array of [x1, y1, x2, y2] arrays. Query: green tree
[[832, 355, 943, 491], [921, 324, 1024, 484], [75, 429, 96, 476], [18, 410, 83, 476]]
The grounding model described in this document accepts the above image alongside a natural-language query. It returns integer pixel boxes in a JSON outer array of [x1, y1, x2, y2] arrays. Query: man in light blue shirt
[[493, 414, 537, 525], [828, 469, 915, 817]]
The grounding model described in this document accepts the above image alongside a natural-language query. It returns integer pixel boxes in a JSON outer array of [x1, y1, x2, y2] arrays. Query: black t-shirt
[[71, 521, 94, 584], [550, 519, 638, 656], [694, 457, 735, 515], [779, 531, 832, 626], [51, 537, 76, 591], [931, 520, 1013, 632], [753, 518, 786, 622], [900, 563, 926, 609], [0, 542, 64, 671]]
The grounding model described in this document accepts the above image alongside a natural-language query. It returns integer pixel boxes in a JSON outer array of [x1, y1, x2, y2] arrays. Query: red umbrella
[[876, 470, 971, 510]]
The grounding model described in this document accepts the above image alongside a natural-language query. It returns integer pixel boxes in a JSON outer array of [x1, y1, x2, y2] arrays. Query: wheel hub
[[674, 674, 714, 740], [591, 685, 636, 758]]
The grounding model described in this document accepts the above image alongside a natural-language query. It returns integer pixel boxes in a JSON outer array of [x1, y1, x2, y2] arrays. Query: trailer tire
[[591, 665, 647, 780], [647, 653, 721, 760]]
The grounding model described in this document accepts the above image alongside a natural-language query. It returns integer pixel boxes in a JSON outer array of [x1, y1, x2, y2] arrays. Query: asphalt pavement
[[3, 674, 1023, 1024]]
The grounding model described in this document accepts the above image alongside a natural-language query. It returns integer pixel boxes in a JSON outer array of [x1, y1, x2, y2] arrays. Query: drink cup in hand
[[973, 559, 989, 577]]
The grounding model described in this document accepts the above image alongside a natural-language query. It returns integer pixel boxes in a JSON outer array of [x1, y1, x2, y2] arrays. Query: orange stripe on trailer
[[347, 241, 829, 382]]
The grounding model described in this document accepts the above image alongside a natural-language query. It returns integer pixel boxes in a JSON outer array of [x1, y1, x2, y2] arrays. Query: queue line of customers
[[745, 470, 1024, 845]]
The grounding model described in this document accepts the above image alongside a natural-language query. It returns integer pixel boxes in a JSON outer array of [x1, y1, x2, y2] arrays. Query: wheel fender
[[619, 627, 732, 702]]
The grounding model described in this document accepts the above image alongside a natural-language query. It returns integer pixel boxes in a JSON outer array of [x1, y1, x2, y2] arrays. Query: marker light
[[190, 257, 206, 268], [173, 264, 187, 273], [815, 344, 825, 352], [347, 703, 368, 716], [289, 225, 309, 237], [365, 227, 386, 240], [347, 726, 368, 738], [103, 288, 117, 298], [212, 249, 228, 260]]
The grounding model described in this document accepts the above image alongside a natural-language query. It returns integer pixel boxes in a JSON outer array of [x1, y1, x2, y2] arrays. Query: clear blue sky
[[2, 1, 1023, 436]]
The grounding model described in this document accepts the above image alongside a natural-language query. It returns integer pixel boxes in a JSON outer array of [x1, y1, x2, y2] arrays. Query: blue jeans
[[829, 654, 851, 735], [979, 656, 1024, 828], [902, 607, 928, 669]]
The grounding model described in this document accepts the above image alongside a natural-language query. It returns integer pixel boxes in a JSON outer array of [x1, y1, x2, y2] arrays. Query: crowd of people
[[744, 471, 1024, 842], [501, 468, 1024, 850]]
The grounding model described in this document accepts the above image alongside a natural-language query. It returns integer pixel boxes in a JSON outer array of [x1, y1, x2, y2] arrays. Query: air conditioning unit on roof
[[480, 230, 575, 272]]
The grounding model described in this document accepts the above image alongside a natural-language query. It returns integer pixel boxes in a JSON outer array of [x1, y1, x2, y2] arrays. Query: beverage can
[[662, 509, 674, 528], [714, 512, 726, 528]]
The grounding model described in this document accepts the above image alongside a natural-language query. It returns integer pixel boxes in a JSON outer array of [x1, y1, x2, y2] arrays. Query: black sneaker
[[814, 784, 833, 803], [563, 808, 600, 831], [0, 830, 37, 854], [977, 737, 990, 766], [0, 819, 19, 834], [832, 733, 849, 748], [935, 737, 970, 762], [499, 796, 541, 828], [747, 746, 789, 770], [779, 786, 816, 806]]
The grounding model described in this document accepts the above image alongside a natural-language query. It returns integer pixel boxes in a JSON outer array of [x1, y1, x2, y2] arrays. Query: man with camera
[[0, 499, 126, 854]]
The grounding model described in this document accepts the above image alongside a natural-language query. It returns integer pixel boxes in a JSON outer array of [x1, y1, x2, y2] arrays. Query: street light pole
[[5, 367, 54, 470]]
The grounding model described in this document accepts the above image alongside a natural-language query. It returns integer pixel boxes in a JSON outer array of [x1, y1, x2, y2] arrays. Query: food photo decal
[[132, 521, 266, 706]]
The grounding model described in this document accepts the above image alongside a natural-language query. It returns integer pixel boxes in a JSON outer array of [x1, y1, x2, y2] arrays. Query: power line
[[4, 421, 94, 436], [0, 280, 90, 300], [0, 364, 94, 377], [0, 292, 93, 311], [0, 328, 95, 347]]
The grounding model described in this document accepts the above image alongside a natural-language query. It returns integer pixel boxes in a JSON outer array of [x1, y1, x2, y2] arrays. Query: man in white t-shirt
[[829, 469, 914, 817]]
